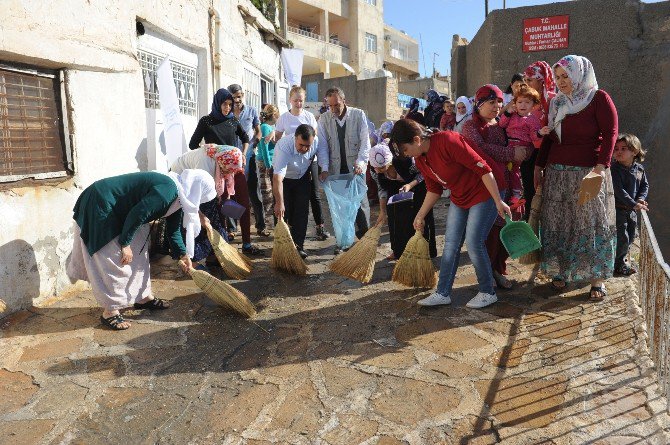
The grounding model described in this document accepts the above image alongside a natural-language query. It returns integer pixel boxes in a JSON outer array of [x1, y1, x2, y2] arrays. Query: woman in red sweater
[[389, 119, 511, 309], [534, 55, 617, 301]]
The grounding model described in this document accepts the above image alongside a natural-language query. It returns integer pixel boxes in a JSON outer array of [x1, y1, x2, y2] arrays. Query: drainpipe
[[281, 0, 288, 39], [208, 7, 222, 92]]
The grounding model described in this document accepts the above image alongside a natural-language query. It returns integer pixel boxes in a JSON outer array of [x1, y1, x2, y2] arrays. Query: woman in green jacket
[[67, 170, 216, 330]]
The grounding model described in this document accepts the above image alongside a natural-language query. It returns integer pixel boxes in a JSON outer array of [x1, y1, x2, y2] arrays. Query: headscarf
[[524, 61, 556, 107], [408, 97, 420, 114], [206, 144, 244, 198], [474, 84, 504, 110], [369, 143, 394, 168], [455, 96, 473, 124], [425, 89, 440, 103], [367, 119, 378, 146], [378, 121, 394, 140], [167, 169, 217, 258], [209, 88, 234, 120], [548, 55, 599, 141]]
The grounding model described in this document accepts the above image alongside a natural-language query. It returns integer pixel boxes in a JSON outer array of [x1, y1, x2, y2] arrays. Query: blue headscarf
[[408, 98, 420, 113], [367, 119, 379, 145], [210, 88, 234, 120]]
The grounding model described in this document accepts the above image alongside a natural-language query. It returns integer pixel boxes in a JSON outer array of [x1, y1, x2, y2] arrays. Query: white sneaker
[[466, 292, 498, 309], [417, 292, 452, 306]]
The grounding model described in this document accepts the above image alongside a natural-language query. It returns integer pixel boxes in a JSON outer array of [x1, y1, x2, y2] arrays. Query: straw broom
[[0, 299, 6, 314], [270, 219, 307, 275], [179, 261, 256, 318], [392, 230, 437, 288], [330, 224, 381, 283], [519, 186, 543, 265], [204, 223, 252, 279]]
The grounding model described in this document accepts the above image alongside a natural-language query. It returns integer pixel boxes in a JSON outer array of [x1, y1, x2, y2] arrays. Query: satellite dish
[[342, 63, 356, 74]]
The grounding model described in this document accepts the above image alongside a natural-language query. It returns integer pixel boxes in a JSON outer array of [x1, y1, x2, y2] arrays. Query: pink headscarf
[[524, 61, 556, 108], [206, 144, 243, 197]]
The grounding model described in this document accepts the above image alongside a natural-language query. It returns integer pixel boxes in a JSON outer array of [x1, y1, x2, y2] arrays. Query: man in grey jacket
[[316, 87, 371, 253]]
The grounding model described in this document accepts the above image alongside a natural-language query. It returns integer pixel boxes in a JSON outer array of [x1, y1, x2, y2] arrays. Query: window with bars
[[243, 68, 261, 112], [0, 66, 71, 182], [138, 49, 198, 116]]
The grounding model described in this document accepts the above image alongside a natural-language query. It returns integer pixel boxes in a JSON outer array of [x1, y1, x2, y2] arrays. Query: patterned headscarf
[[524, 61, 557, 108], [166, 169, 217, 258], [548, 55, 599, 141], [455, 96, 473, 123], [474, 84, 504, 110], [206, 144, 244, 197], [209, 88, 234, 120], [369, 143, 394, 168]]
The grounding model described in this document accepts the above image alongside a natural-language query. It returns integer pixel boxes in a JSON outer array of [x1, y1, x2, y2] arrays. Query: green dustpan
[[499, 215, 541, 260]]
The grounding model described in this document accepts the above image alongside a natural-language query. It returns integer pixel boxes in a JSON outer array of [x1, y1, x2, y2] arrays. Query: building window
[[138, 49, 198, 116], [244, 68, 261, 112], [364, 0, 377, 5], [0, 65, 72, 182], [260, 76, 275, 108], [365, 33, 377, 53]]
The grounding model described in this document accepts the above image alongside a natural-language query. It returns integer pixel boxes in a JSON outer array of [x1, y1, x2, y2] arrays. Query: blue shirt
[[235, 105, 260, 147], [272, 136, 317, 179]]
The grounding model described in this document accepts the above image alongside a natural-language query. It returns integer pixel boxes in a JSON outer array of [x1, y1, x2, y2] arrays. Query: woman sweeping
[[370, 122, 437, 260], [67, 170, 216, 330], [534, 55, 617, 301], [390, 119, 511, 309]]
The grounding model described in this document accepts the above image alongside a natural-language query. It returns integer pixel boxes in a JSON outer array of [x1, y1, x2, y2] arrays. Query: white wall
[[0, 0, 283, 314]]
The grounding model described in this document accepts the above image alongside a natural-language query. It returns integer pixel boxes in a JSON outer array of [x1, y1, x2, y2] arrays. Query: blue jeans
[[437, 197, 498, 296]]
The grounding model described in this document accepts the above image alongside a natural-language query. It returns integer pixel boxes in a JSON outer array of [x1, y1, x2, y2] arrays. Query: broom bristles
[[519, 186, 542, 265], [392, 231, 437, 288], [205, 224, 252, 279], [0, 299, 6, 314], [330, 225, 381, 283], [270, 219, 308, 275], [180, 261, 256, 318]]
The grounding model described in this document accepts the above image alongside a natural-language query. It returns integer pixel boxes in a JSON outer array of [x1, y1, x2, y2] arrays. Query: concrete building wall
[[349, 0, 385, 79], [398, 77, 452, 100], [450, 0, 670, 256], [0, 0, 283, 315]]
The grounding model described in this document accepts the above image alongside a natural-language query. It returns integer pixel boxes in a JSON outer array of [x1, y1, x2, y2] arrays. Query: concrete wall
[[398, 77, 452, 100], [301, 73, 402, 126], [450, 0, 670, 256], [0, 0, 283, 315], [349, 0, 385, 78]]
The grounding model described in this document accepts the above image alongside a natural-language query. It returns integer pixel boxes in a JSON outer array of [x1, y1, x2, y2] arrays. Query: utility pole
[[432, 52, 439, 78], [419, 33, 427, 78], [485, 0, 489, 18]]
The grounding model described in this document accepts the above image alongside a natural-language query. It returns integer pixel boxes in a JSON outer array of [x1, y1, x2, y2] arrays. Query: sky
[[383, 0, 667, 78]]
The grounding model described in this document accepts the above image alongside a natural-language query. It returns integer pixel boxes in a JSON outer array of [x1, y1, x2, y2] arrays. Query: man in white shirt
[[273, 124, 318, 259], [316, 87, 371, 252]]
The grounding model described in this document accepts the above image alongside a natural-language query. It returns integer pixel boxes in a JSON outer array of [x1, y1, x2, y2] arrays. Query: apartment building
[[383, 24, 420, 81], [286, 0, 385, 82]]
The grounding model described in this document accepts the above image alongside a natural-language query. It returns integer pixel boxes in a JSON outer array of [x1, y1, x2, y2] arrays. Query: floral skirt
[[540, 164, 616, 282]]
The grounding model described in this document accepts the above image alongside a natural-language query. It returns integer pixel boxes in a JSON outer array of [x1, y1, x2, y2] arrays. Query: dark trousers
[[284, 170, 311, 250], [520, 150, 537, 221], [223, 172, 251, 244], [309, 160, 325, 226], [247, 154, 266, 231], [615, 208, 637, 267]]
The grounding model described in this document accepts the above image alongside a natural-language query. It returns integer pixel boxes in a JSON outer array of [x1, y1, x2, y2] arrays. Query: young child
[[611, 133, 649, 275], [257, 104, 280, 234], [439, 99, 456, 131], [498, 84, 543, 218]]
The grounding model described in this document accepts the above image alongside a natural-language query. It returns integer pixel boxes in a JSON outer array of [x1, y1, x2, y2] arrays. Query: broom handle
[[178, 260, 195, 274]]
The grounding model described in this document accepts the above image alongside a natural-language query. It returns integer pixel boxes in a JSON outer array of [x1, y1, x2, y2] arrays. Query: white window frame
[[365, 33, 377, 53], [364, 0, 377, 5], [243, 66, 262, 112]]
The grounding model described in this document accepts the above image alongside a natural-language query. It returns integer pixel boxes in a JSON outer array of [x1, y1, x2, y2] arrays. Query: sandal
[[227, 232, 236, 241], [257, 228, 272, 237], [100, 314, 130, 330], [614, 264, 637, 276], [134, 297, 171, 310], [493, 271, 513, 290], [589, 286, 607, 301], [386, 252, 396, 261], [551, 277, 567, 290]]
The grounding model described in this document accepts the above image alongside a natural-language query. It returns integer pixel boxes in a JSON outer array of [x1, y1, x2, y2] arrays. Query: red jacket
[[536, 90, 618, 168], [415, 131, 505, 209]]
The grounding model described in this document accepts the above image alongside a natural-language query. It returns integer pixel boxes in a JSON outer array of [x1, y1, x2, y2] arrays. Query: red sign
[[522, 15, 569, 53]]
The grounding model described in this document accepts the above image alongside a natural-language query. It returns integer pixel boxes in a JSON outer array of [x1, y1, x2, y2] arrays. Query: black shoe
[[242, 244, 263, 256], [315, 226, 331, 241], [297, 248, 308, 259], [334, 246, 341, 255]]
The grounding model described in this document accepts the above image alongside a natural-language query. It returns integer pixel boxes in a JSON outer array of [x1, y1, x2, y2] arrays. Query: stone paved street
[[1, 199, 669, 444]]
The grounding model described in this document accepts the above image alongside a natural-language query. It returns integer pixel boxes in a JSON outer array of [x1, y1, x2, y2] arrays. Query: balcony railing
[[638, 210, 670, 412], [287, 25, 349, 49]]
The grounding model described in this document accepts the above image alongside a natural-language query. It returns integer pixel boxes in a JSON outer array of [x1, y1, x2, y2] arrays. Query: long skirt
[[387, 183, 437, 258], [192, 198, 228, 262], [256, 159, 275, 230], [67, 224, 152, 311], [540, 164, 616, 282]]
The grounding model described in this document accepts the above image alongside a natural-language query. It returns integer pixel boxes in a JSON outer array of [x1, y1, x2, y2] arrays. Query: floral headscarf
[[206, 144, 243, 197], [369, 143, 394, 168], [474, 84, 504, 110], [455, 96, 473, 123], [524, 61, 556, 109], [548, 55, 599, 141]]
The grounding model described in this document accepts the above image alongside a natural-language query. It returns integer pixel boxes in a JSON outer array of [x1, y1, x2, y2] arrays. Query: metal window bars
[[138, 49, 198, 117]]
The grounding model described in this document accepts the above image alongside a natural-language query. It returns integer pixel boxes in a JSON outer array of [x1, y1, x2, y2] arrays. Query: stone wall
[[450, 0, 670, 256], [0, 0, 284, 315], [398, 77, 452, 100]]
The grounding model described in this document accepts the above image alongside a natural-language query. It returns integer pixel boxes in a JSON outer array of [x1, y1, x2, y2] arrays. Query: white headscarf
[[167, 169, 217, 258], [548, 55, 598, 142], [369, 143, 394, 168], [455, 96, 473, 123]]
